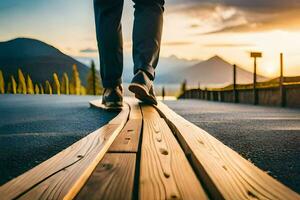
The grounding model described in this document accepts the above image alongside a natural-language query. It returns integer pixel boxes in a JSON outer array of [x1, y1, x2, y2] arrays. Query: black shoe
[[128, 70, 157, 105], [102, 85, 123, 110]]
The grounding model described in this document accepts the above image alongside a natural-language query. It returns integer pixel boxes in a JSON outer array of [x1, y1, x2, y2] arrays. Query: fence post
[[253, 57, 258, 105], [251, 52, 262, 105], [280, 53, 286, 107], [233, 64, 238, 103], [218, 91, 222, 102]]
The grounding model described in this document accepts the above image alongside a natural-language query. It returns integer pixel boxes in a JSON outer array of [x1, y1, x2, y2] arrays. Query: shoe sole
[[102, 102, 123, 111], [128, 83, 157, 105]]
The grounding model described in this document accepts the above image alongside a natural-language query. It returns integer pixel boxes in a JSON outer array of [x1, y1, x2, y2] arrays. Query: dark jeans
[[94, 0, 164, 88]]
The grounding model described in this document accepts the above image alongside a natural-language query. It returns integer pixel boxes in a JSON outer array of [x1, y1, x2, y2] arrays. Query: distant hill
[[158, 55, 267, 87], [0, 38, 90, 86], [268, 76, 300, 83]]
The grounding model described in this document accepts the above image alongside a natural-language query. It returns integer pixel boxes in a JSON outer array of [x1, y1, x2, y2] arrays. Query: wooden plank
[[75, 153, 136, 200], [0, 104, 130, 200], [125, 97, 143, 120], [139, 105, 208, 200], [108, 99, 143, 152], [141, 104, 161, 119], [155, 102, 300, 200], [109, 119, 142, 153]]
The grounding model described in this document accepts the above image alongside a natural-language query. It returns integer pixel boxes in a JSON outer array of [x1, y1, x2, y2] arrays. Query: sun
[[262, 61, 279, 77]]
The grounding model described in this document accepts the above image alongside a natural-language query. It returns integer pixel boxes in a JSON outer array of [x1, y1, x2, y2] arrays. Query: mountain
[[154, 55, 200, 84], [0, 38, 90, 86], [158, 55, 267, 87], [76, 54, 199, 84]]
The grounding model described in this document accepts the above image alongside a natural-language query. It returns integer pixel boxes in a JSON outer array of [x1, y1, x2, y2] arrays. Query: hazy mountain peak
[[0, 37, 62, 58], [0, 37, 89, 86], [206, 55, 229, 64]]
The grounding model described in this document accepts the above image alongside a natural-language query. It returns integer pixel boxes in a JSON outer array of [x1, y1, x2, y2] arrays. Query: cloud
[[203, 43, 254, 48], [162, 41, 192, 46], [200, 8, 300, 34], [168, 0, 300, 11], [167, 0, 300, 34], [80, 48, 98, 53]]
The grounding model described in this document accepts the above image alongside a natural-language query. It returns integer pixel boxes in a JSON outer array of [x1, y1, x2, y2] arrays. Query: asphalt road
[[0, 95, 117, 185], [164, 99, 300, 193]]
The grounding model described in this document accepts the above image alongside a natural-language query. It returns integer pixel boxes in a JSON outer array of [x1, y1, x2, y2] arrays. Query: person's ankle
[[137, 70, 153, 80]]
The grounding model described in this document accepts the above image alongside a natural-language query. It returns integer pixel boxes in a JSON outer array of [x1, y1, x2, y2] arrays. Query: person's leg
[[129, 0, 164, 105], [132, 0, 165, 80], [94, 0, 124, 88]]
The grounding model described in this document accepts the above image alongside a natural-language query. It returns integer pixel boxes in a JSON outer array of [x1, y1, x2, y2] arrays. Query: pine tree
[[70, 64, 81, 95], [35, 84, 40, 94], [45, 80, 52, 95], [180, 79, 187, 94], [39, 84, 44, 94], [61, 73, 69, 95], [10, 75, 17, 94], [17, 68, 27, 94], [26, 75, 34, 94], [87, 60, 102, 95], [0, 70, 5, 94], [53, 73, 61, 95]]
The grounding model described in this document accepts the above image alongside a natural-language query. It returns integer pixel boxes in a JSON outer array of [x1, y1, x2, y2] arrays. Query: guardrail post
[[218, 91, 222, 102], [233, 64, 238, 103], [251, 52, 262, 105], [280, 53, 286, 107]]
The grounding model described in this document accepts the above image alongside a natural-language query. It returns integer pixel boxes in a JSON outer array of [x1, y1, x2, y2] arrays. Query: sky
[[1, 0, 300, 77]]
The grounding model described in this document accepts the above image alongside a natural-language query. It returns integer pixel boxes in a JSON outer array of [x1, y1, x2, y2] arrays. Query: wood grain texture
[[109, 119, 142, 153], [109, 99, 143, 152], [75, 153, 136, 200], [141, 104, 161, 119], [125, 97, 143, 120], [155, 102, 300, 200], [139, 105, 208, 200], [0, 104, 129, 200]]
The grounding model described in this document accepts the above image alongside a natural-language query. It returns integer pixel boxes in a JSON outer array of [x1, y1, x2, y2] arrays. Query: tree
[[26, 75, 34, 94], [0, 70, 4, 94], [80, 85, 86, 95], [6, 82, 11, 94], [7, 75, 17, 94], [39, 84, 44, 94], [87, 60, 102, 95], [45, 80, 52, 95], [35, 84, 40, 94], [53, 73, 61, 95], [70, 64, 81, 95], [61, 73, 69, 95], [17, 68, 27, 94], [180, 79, 187, 95]]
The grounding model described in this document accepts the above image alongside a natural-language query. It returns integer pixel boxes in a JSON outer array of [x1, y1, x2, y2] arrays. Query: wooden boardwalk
[[0, 98, 299, 200]]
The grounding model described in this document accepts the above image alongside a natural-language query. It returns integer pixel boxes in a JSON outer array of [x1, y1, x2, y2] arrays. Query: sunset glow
[[1, 0, 300, 77]]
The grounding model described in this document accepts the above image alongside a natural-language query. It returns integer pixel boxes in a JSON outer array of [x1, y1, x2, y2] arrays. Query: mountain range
[[156, 55, 267, 87], [0, 38, 266, 89], [166, 56, 267, 86]]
